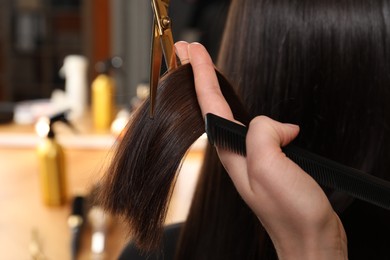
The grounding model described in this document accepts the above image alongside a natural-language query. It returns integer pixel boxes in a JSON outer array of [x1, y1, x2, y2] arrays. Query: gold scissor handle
[[149, 0, 179, 118]]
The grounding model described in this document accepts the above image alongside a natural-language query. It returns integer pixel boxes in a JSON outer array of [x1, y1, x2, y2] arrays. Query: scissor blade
[[150, 22, 163, 118], [152, 0, 177, 72], [149, 0, 180, 118], [160, 27, 177, 71]]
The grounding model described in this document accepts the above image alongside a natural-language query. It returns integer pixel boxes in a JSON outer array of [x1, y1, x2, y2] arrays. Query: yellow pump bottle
[[92, 58, 120, 131], [92, 73, 115, 131], [36, 112, 69, 206]]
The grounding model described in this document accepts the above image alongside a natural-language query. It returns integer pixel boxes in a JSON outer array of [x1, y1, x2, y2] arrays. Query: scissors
[[150, 0, 180, 117]]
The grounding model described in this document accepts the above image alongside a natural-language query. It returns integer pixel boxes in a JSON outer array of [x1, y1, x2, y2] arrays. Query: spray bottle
[[91, 57, 122, 131], [59, 55, 89, 119], [36, 111, 72, 206]]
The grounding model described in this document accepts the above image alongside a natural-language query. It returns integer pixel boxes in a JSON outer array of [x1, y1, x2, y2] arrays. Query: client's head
[[219, 0, 390, 175]]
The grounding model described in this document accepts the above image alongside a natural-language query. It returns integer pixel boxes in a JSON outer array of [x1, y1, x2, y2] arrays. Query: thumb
[[245, 116, 301, 194], [248, 116, 300, 151]]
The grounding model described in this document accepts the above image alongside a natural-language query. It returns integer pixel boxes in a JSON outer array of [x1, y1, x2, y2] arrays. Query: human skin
[[175, 41, 348, 260]]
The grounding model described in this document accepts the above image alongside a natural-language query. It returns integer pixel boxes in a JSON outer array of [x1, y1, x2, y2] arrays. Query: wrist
[[270, 213, 348, 260]]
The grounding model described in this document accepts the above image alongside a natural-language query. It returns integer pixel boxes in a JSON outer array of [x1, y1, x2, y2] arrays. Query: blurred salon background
[[0, 0, 229, 259], [0, 0, 229, 108]]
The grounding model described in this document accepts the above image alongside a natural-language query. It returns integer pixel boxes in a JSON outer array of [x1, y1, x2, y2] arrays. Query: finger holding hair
[[174, 41, 190, 65], [186, 42, 250, 190]]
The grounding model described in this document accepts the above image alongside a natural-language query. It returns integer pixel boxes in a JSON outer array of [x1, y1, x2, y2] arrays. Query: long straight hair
[[219, 0, 390, 174], [177, 0, 390, 259]]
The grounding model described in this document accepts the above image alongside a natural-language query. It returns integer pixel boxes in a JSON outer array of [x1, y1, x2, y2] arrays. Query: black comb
[[205, 113, 390, 210]]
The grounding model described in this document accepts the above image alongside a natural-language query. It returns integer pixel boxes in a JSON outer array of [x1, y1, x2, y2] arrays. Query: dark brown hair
[[177, 0, 390, 259], [219, 0, 390, 175], [97, 64, 249, 251]]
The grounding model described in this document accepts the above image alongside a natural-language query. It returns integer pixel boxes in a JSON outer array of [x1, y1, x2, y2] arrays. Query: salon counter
[[0, 121, 204, 259]]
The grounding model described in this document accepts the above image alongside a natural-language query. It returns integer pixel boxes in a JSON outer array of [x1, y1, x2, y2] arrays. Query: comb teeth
[[205, 113, 247, 156], [205, 113, 390, 210]]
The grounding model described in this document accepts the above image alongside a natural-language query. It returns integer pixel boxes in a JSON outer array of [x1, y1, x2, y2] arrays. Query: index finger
[[187, 43, 250, 192], [187, 43, 234, 120]]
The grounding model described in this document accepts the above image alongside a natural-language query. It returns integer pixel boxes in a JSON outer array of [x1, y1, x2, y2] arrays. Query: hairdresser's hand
[[175, 41, 347, 260]]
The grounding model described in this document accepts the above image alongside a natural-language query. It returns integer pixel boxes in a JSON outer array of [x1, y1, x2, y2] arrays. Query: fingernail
[[188, 42, 203, 49], [286, 123, 300, 130], [175, 40, 188, 46]]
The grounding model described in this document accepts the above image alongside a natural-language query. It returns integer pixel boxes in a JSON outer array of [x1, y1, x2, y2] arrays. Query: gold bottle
[[36, 112, 68, 206], [92, 73, 115, 131], [92, 58, 121, 131]]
